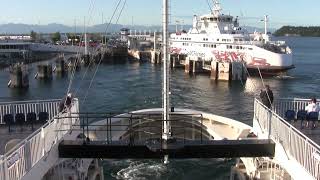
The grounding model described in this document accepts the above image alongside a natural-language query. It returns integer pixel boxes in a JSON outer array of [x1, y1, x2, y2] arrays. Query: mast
[[84, 17, 88, 56], [264, 15, 268, 35], [212, 0, 222, 16], [162, 0, 171, 140]]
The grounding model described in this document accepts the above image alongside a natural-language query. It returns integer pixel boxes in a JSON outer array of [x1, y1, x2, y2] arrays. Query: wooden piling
[[210, 61, 247, 81], [210, 61, 218, 80], [37, 64, 52, 79], [8, 64, 29, 88], [55, 59, 66, 74]]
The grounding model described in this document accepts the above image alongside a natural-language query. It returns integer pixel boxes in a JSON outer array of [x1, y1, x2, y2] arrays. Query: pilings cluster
[[8, 63, 29, 88]]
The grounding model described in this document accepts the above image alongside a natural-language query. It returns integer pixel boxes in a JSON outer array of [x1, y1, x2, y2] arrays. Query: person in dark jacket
[[260, 85, 274, 109], [58, 93, 72, 112]]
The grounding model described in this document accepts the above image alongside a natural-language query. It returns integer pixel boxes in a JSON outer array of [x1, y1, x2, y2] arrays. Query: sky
[[0, 0, 319, 29]]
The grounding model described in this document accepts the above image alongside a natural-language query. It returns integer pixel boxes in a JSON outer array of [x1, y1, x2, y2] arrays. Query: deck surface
[[0, 123, 44, 155]]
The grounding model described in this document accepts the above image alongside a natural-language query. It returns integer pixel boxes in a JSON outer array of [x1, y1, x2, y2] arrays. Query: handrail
[[0, 99, 61, 124], [0, 99, 79, 180], [66, 112, 207, 145], [0, 99, 61, 105], [254, 98, 320, 179]]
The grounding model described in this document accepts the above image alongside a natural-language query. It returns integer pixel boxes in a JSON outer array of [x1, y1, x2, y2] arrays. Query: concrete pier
[[184, 57, 204, 74], [68, 57, 81, 70], [55, 59, 66, 75], [151, 51, 161, 64], [82, 54, 90, 66], [8, 63, 29, 88], [185, 57, 191, 73], [210, 61, 247, 81], [36, 64, 52, 79], [170, 55, 180, 68]]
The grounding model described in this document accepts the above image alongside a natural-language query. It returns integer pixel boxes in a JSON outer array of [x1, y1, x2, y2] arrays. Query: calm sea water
[[0, 37, 320, 179]]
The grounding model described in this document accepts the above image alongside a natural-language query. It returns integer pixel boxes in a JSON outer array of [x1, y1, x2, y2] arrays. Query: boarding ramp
[[254, 98, 320, 180], [58, 112, 275, 159]]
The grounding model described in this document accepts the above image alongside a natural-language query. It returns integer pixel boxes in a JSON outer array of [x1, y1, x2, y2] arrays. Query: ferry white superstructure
[[170, 0, 294, 74]]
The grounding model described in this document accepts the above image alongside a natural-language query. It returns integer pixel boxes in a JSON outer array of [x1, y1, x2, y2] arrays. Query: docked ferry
[[170, 0, 294, 75]]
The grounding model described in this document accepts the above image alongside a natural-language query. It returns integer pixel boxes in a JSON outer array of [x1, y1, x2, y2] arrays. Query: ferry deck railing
[[254, 98, 320, 179], [59, 112, 207, 145], [0, 98, 79, 180], [0, 99, 61, 124]]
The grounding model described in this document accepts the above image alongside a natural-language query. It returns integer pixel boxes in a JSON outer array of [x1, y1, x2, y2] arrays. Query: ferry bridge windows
[[203, 38, 208, 41], [203, 44, 216, 48], [181, 37, 191, 41]]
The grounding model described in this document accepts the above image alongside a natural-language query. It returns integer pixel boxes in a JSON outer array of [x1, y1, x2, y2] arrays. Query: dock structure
[[127, 30, 162, 63], [151, 50, 162, 64], [54, 54, 66, 75], [36, 64, 53, 79], [8, 63, 29, 88], [184, 57, 205, 74], [67, 56, 81, 70], [209, 60, 247, 81], [55, 58, 66, 75]]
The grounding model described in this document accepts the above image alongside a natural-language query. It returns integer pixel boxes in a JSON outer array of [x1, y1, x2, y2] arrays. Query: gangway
[[58, 112, 275, 159]]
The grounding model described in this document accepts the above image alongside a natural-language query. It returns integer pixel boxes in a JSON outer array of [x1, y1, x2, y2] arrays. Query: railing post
[[200, 115, 203, 144], [303, 139, 308, 167], [268, 109, 272, 139], [41, 127, 45, 156], [2, 156, 9, 180], [82, 114, 86, 144], [25, 140, 32, 172]]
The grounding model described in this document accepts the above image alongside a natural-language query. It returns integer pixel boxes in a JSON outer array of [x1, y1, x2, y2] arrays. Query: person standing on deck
[[260, 85, 274, 109], [58, 93, 73, 113], [305, 98, 320, 128]]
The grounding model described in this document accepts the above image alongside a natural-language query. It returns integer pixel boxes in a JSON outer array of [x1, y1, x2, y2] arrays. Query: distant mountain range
[[0, 23, 274, 34]]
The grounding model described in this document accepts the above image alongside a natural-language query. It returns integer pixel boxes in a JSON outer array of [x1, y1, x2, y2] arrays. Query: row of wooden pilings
[[138, 49, 247, 82], [8, 54, 91, 88], [152, 53, 247, 82], [184, 57, 247, 81]]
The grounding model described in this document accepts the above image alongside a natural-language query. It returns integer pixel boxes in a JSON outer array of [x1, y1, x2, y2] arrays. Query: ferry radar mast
[[212, 0, 222, 16]]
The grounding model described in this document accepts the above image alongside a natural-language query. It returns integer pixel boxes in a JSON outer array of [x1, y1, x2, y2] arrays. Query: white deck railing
[[273, 98, 319, 119], [0, 99, 62, 124], [0, 99, 79, 180], [254, 98, 320, 179]]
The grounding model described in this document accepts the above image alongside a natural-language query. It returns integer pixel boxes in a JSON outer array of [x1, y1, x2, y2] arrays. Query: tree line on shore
[[274, 26, 320, 37]]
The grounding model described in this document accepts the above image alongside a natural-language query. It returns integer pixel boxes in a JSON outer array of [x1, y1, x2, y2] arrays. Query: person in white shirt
[[305, 98, 320, 128]]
